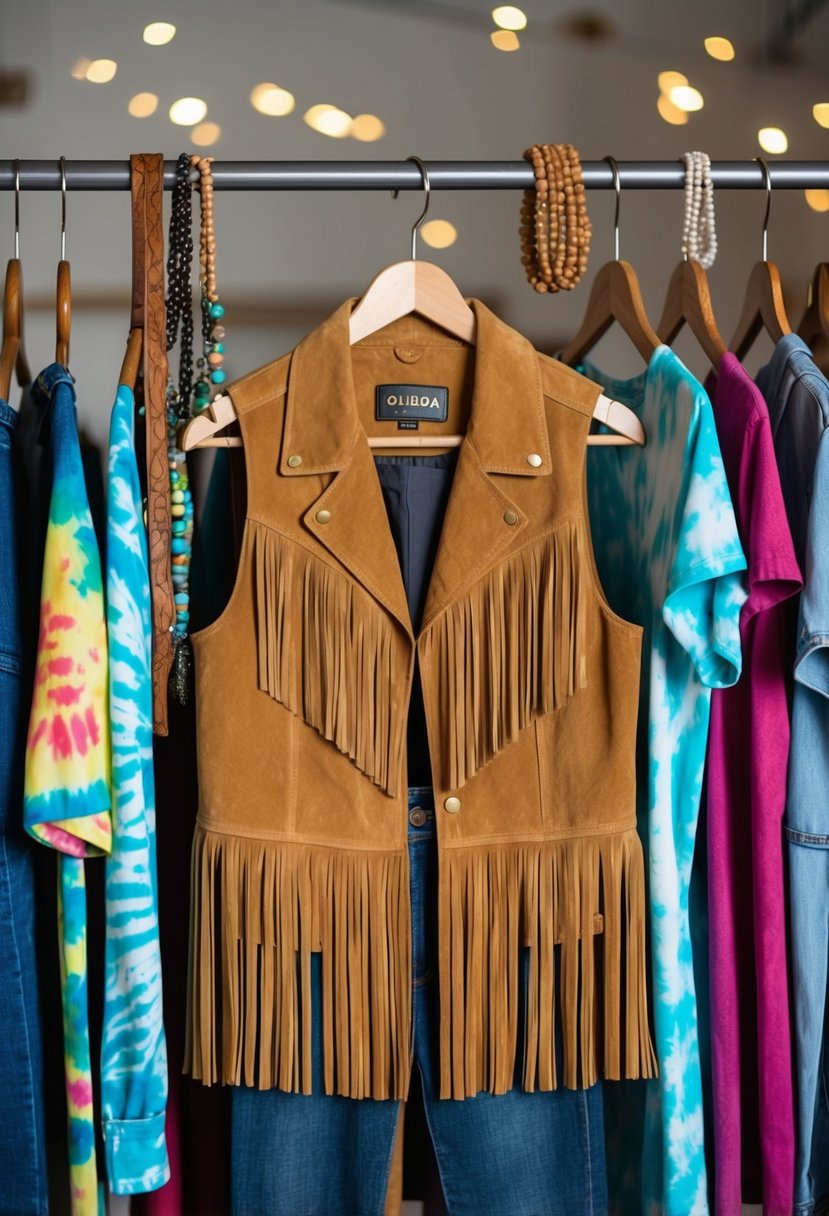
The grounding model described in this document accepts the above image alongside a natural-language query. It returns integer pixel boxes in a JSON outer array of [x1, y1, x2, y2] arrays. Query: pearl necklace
[[681, 151, 718, 270]]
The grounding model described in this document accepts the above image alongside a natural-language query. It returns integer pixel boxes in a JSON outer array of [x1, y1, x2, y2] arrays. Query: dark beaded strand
[[163, 153, 197, 703]]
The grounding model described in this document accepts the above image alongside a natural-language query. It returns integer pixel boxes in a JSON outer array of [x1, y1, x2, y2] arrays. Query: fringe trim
[[185, 826, 411, 1099], [438, 828, 657, 1099], [253, 522, 404, 797], [185, 825, 656, 1101], [420, 519, 587, 791]]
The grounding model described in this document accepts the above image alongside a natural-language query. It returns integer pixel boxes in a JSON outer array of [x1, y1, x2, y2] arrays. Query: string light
[[351, 114, 385, 142], [813, 102, 829, 128], [758, 126, 788, 154], [657, 70, 687, 93], [669, 85, 704, 112], [143, 22, 176, 45], [491, 30, 520, 50], [191, 122, 222, 147], [304, 104, 352, 137], [492, 6, 527, 30], [250, 83, 295, 117], [85, 59, 118, 83], [704, 36, 735, 61], [128, 92, 159, 117], [805, 189, 829, 213], [657, 94, 689, 125], [169, 97, 208, 126], [421, 220, 458, 249]]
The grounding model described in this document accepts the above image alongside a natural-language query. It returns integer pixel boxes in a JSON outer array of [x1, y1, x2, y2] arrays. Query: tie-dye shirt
[[101, 384, 169, 1194], [583, 347, 746, 1216], [23, 364, 112, 1216]]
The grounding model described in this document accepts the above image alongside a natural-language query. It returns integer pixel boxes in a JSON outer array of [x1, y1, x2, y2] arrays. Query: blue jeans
[[0, 400, 48, 1215], [232, 787, 607, 1216]]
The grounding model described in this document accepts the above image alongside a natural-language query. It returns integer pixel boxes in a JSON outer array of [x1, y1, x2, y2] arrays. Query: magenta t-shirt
[[706, 354, 802, 1215]]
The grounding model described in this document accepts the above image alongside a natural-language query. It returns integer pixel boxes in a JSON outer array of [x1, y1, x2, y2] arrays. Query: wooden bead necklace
[[191, 155, 228, 408], [520, 144, 591, 293]]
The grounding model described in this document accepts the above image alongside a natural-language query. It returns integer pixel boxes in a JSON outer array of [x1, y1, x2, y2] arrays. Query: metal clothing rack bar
[[1, 159, 829, 191]]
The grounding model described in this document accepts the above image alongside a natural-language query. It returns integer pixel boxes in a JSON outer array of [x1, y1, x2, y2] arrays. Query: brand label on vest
[[376, 384, 449, 430]]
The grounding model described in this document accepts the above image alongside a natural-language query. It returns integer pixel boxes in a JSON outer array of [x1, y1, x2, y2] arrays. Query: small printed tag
[[376, 384, 449, 431]]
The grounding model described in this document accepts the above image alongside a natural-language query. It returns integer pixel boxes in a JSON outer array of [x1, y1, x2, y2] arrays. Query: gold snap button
[[503, 510, 518, 526], [409, 807, 427, 827], [444, 795, 461, 814], [315, 509, 331, 524], [287, 454, 302, 468], [526, 452, 542, 467]]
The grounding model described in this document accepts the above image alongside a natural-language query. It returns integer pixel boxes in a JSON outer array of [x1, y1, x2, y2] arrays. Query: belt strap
[[135, 153, 174, 734]]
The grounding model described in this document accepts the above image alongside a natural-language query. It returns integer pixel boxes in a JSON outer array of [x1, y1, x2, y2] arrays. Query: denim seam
[[0, 651, 22, 675], [416, 1059, 455, 1216], [582, 1087, 594, 1216], [0, 834, 45, 1209], [376, 1103, 405, 1216], [785, 827, 829, 847]]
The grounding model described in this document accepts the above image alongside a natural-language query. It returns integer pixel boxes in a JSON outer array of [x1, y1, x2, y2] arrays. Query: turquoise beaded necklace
[[164, 154, 228, 703]]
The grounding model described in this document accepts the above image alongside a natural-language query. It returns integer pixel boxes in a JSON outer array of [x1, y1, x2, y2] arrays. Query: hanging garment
[[184, 298, 657, 1104], [0, 391, 48, 1216], [22, 364, 112, 1216], [100, 384, 169, 1194], [229, 449, 609, 1215], [704, 353, 801, 1216], [754, 334, 829, 1216], [582, 346, 746, 1216]]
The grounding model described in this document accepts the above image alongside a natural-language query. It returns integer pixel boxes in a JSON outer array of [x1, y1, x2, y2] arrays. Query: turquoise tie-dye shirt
[[101, 384, 169, 1194], [583, 347, 746, 1216]]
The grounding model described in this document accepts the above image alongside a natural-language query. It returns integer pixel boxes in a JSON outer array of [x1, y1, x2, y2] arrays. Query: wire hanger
[[729, 157, 791, 359], [0, 160, 33, 400], [656, 156, 726, 370], [55, 157, 71, 367], [560, 155, 660, 367]]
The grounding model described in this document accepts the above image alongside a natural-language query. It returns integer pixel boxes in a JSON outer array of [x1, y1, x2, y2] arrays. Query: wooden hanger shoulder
[[55, 259, 71, 367], [560, 260, 660, 367], [798, 262, 829, 348], [656, 258, 726, 369], [729, 259, 791, 360], [348, 259, 476, 345]]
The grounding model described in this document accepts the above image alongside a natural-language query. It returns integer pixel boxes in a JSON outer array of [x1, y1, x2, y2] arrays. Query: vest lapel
[[418, 437, 527, 632], [303, 433, 413, 637]]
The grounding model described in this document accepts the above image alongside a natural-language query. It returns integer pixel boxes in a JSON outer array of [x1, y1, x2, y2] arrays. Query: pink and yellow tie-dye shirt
[[24, 365, 112, 1216]]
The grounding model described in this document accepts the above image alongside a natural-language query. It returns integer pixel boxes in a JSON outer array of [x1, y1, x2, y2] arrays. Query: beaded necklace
[[519, 144, 591, 293], [164, 155, 229, 704], [191, 155, 227, 398], [163, 154, 197, 703]]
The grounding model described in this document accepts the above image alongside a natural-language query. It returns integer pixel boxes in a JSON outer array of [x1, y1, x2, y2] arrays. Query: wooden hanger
[[560, 157, 660, 368], [798, 262, 829, 349], [0, 161, 33, 400], [729, 158, 791, 360], [657, 258, 726, 370], [183, 157, 645, 451], [55, 158, 71, 367]]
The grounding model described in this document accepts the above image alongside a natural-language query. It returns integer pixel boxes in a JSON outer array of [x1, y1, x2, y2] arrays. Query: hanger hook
[[13, 159, 20, 260], [604, 155, 621, 261], [406, 156, 430, 260], [59, 157, 67, 261], [756, 156, 771, 262]]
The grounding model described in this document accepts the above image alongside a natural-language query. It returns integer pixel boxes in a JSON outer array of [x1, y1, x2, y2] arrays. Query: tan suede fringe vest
[[184, 298, 657, 1101]]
